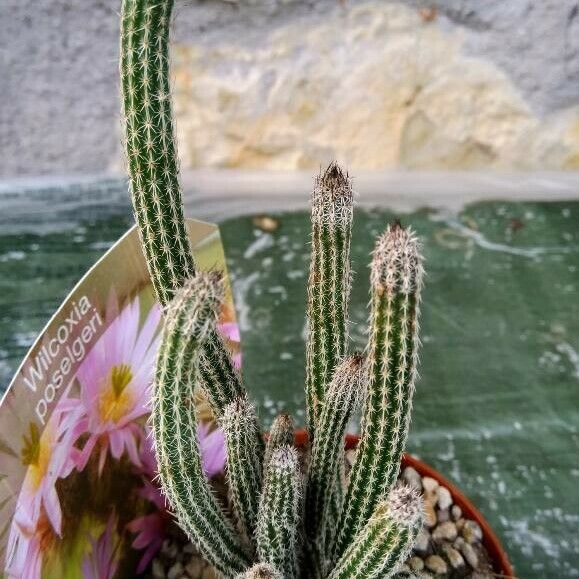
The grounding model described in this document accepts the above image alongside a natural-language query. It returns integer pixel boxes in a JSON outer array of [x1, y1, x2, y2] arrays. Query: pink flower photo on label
[[70, 297, 161, 474], [128, 423, 226, 572], [81, 515, 119, 579], [6, 400, 83, 578]]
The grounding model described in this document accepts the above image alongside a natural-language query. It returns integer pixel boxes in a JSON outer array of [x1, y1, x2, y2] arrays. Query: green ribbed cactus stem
[[264, 413, 295, 471], [333, 223, 423, 561], [328, 486, 422, 579], [256, 446, 303, 579], [304, 354, 365, 575], [221, 396, 265, 547], [153, 272, 250, 577], [306, 162, 354, 439], [235, 563, 283, 579], [120, 0, 245, 419], [120, 0, 194, 307], [199, 335, 246, 416]]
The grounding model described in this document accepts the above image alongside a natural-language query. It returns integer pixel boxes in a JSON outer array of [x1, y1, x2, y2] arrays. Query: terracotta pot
[[293, 430, 514, 578]]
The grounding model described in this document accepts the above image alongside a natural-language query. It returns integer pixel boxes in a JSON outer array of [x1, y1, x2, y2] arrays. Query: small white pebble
[[402, 466, 422, 489], [425, 554, 448, 575], [437, 508, 450, 523], [409, 556, 425, 571], [462, 520, 483, 543], [167, 562, 184, 579], [436, 485, 453, 510], [152, 559, 165, 579], [432, 521, 458, 542], [442, 544, 465, 569], [414, 528, 430, 554], [459, 541, 479, 568], [422, 476, 439, 494]]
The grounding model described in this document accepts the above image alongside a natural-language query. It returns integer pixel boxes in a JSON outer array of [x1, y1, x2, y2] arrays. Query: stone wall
[[1, 0, 579, 176]]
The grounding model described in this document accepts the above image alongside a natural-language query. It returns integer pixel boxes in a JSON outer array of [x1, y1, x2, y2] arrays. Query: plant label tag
[[0, 220, 239, 578]]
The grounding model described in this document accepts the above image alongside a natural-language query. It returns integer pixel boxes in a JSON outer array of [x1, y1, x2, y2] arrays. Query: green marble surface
[[0, 181, 578, 577]]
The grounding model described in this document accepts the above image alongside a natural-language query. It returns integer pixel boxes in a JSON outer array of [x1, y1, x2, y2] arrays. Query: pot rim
[[292, 429, 514, 578]]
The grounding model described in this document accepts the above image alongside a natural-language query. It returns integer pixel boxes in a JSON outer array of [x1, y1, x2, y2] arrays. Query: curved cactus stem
[[199, 332, 246, 415], [333, 223, 423, 561], [152, 273, 251, 577], [304, 355, 365, 576], [235, 563, 283, 579], [221, 396, 265, 548], [120, 0, 194, 307], [120, 0, 245, 419], [264, 413, 295, 472], [328, 486, 422, 579], [306, 162, 354, 440], [257, 446, 303, 579]]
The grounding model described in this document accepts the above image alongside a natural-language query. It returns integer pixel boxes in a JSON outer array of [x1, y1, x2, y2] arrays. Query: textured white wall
[[1, 0, 578, 176]]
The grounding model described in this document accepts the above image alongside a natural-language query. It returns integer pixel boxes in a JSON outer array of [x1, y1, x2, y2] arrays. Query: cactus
[[120, 0, 193, 307], [120, 0, 244, 420], [256, 446, 303, 579], [120, 2, 427, 578], [333, 223, 423, 561], [328, 486, 423, 579], [304, 354, 365, 575], [221, 396, 265, 547], [264, 413, 295, 471], [152, 274, 251, 576], [306, 163, 354, 439], [236, 563, 283, 579]]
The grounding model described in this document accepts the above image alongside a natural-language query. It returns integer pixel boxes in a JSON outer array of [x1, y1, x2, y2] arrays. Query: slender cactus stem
[[257, 446, 303, 579], [152, 273, 250, 577], [328, 486, 422, 579], [199, 332, 246, 415], [306, 163, 354, 440], [304, 354, 365, 576], [221, 396, 265, 548], [264, 413, 295, 472], [120, 0, 193, 307], [120, 0, 245, 419], [333, 223, 423, 561]]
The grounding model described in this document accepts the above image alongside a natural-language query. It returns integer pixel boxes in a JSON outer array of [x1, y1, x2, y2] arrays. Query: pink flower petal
[[43, 485, 62, 536]]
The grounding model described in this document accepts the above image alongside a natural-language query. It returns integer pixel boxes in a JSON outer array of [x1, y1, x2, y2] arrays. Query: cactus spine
[[256, 447, 303, 579], [306, 163, 354, 439], [333, 224, 423, 560], [152, 273, 251, 576], [328, 486, 423, 579], [221, 397, 266, 547]]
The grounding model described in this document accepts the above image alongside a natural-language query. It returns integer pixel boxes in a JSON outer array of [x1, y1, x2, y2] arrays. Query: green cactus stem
[[256, 446, 303, 579], [120, 0, 193, 307], [333, 223, 423, 561], [264, 413, 295, 472], [153, 272, 250, 577], [304, 354, 365, 574], [199, 334, 246, 415], [328, 486, 422, 579], [221, 396, 265, 548], [306, 163, 354, 439], [235, 563, 283, 579], [120, 0, 245, 419]]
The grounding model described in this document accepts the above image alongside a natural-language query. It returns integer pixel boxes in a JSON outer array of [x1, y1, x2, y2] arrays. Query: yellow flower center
[[97, 364, 134, 424], [21, 423, 51, 491]]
